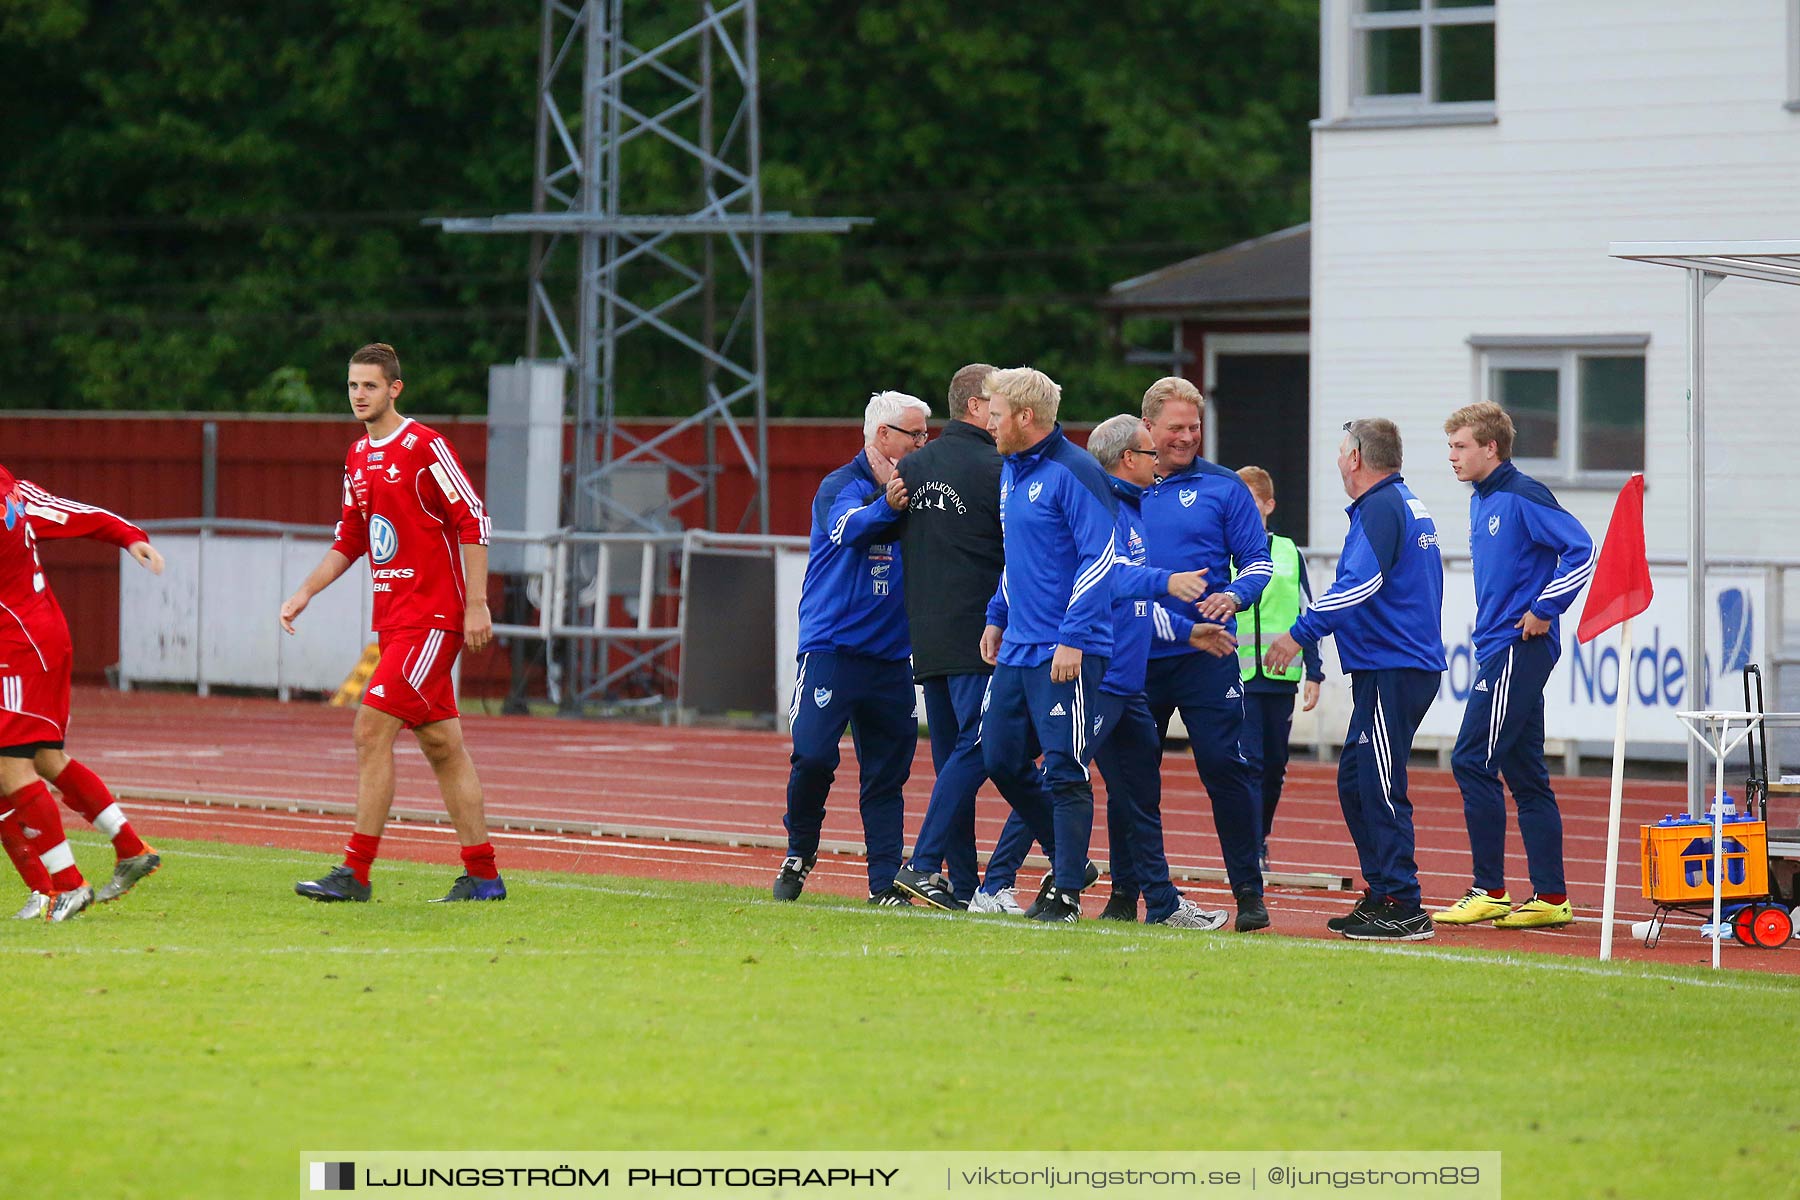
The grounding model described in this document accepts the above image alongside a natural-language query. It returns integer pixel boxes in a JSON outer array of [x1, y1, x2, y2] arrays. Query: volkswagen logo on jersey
[[1028, 481, 1043, 502], [369, 515, 399, 565], [1179, 488, 1198, 508]]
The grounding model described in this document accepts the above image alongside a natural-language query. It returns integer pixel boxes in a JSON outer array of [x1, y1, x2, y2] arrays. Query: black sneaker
[[1326, 890, 1379, 933], [893, 865, 961, 911], [1030, 887, 1081, 923], [772, 855, 815, 901], [1340, 897, 1434, 942], [1098, 891, 1139, 921], [1029, 860, 1101, 916], [295, 865, 371, 903], [1233, 887, 1270, 932], [868, 884, 915, 907], [431, 873, 507, 902]]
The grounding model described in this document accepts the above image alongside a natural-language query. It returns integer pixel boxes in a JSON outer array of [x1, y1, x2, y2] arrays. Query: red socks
[[343, 832, 381, 886], [341, 836, 497, 884], [460, 841, 498, 881], [0, 813, 54, 893], [52, 758, 149, 859], [1539, 892, 1568, 905], [7, 782, 84, 891]]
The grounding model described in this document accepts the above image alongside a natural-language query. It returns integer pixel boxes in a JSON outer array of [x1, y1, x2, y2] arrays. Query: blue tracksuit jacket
[[795, 451, 909, 662], [984, 425, 1118, 664], [1467, 460, 1595, 664], [1140, 456, 1273, 658], [1291, 473, 1446, 674], [1102, 475, 1192, 697]]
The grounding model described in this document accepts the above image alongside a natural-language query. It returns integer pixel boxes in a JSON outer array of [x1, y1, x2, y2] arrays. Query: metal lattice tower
[[432, 0, 865, 704]]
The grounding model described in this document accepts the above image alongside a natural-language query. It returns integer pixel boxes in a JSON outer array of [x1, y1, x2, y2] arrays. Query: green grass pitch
[[1, 834, 1794, 1199]]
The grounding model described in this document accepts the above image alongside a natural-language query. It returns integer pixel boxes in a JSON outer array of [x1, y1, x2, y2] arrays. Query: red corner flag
[[1576, 473, 1652, 644]]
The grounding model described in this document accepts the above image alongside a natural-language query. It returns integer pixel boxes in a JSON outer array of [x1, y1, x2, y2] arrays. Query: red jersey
[[330, 418, 490, 634], [0, 466, 146, 672]]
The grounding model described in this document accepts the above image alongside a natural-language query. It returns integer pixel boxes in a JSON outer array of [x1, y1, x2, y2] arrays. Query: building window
[[1352, 0, 1495, 113], [1474, 338, 1647, 481]]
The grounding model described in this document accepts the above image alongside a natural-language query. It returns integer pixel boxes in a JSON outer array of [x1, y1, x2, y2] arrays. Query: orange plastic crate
[[1640, 820, 1768, 904]]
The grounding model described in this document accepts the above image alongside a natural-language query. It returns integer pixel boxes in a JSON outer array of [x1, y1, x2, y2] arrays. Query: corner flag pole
[[1598, 616, 1633, 961]]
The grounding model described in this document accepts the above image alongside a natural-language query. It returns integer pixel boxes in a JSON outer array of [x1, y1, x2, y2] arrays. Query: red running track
[[62, 687, 1800, 975]]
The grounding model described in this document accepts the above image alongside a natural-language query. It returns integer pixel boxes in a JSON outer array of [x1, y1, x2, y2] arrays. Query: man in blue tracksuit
[[1137, 377, 1275, 932], [774, 390, 933, 907], [1266, 418, 1446, 941], [977, 367, 1117, 923], [979, 414, 1234, 929], [885, 363, 1056, 911], [1434, 401, 1595, 931]]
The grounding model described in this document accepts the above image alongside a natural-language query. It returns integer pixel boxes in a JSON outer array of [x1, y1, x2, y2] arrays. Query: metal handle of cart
[[1675, 710, 1771, 968]]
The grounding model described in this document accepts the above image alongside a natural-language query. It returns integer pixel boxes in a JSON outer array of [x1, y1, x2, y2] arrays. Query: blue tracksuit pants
[[910, 672, 1002, 902], [1094, 693, 1183, 921], [1241, 687, 1299, 841], [1339, 668, 1440, 909], [783, 652, 917, 894], [1145, 650, 1264, 896], [1450, 635, 1564, 895], [983, 692, 1185, 920], [981, 656, 1109, 893]]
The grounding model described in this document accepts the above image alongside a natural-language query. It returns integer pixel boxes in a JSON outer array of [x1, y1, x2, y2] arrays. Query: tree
[[0, 0, 1316, 418]]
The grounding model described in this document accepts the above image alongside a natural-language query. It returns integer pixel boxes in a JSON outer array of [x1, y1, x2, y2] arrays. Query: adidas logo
[[1357, 732, 1369, 744], [1225, 686, 1241, 699], [368, 684, 385, 697], [1474, 679, 1489, 692], [1049, 703, 1067, 717]]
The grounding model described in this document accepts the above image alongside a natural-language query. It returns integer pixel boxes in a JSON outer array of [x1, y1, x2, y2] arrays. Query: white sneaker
[[967, 887, 1024, 915], [47, 885, 94, 923], [13, 892, 51, 920], [1155, 896, 1230, 931]]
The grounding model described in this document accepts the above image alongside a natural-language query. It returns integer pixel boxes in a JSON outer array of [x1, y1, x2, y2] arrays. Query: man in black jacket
[[884, 364, 1050, 910]]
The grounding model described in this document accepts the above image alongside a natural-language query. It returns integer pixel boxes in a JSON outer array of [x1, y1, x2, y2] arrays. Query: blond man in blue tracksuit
[[1435, 402, 1595, 930], [978, 367, 1117, 923]]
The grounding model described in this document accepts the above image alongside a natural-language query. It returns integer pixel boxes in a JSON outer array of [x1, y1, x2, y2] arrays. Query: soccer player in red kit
[[281, 343, 505, 902], [0, 470, 165, 921]]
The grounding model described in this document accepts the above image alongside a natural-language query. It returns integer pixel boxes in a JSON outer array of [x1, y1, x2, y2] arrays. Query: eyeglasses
[[1123, 444, 1156, 458], [884, 424, 929, 445], [1341, 421, 1361, 453]]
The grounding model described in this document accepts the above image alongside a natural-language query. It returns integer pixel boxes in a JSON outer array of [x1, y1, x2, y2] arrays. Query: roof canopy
[[1607, 237, 1800, 824], [1103, 223, 1309, 316], [1609, 240, 1800, 288]]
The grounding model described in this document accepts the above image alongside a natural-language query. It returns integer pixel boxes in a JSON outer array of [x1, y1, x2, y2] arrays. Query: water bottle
[[1708, 792, 1737, 820]]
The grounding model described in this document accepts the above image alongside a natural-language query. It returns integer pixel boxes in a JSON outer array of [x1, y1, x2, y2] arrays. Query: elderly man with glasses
[[1264, 418, 1446, 941], [774, 389, 933, 907]]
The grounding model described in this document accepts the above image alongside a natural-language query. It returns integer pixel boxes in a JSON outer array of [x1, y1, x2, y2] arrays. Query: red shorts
[[0, 625, 72, 753], [362, 627, 462, 729]]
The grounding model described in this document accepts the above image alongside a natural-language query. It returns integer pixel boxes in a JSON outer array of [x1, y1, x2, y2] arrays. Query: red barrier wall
[[12, 412, 1095, 685], [8, 413, 869, 682]]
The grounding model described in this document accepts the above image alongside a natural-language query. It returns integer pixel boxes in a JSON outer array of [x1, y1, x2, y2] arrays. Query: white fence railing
[[116, 522, 1800, 772]]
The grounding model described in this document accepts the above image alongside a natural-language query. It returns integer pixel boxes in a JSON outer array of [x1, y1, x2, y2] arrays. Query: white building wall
[[1312, 0, 1800, 562]]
